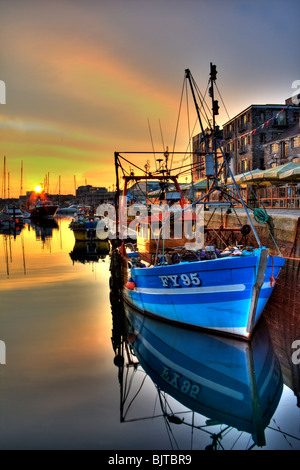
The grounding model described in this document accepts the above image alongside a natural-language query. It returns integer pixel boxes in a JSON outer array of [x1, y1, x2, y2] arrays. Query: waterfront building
[[264, 119, 300, 168], [191, 98, 300, 209], [222, 98, 300, 175], [258, 119, 300, 209], [75, 185, 114, 205]]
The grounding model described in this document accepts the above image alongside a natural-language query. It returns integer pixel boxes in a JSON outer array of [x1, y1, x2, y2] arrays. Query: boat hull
[[123, 249, 285, 339], [30, 204, 58, 219]]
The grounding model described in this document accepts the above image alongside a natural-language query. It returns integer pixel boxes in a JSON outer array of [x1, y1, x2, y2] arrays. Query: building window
[[291, 136, 300, 148], [241, 159, 247, 172], [270, 143, 279, 154], [274, 110, 286, 126], [260, 133, 266, 144], [260, 111, 265, 122], [282, 141, 288, 158]]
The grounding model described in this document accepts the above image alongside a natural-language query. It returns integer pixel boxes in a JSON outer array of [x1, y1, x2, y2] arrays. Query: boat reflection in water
[[111, 297, 283, 450], [69, 240, 110, 265], [30, 218, 59, 242]]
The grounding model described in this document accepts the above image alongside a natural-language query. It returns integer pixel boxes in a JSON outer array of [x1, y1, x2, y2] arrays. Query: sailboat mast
[[114, 152, 120, 236], [20, 160, 23, 196], [3, 155, 6, 199], [209, 63, 219, 181], [59, 175, 61, 204], [74, 175, 77, 195]]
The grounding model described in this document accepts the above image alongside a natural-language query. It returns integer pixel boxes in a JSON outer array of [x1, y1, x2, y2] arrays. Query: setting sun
[[34, 185, 42, 193]]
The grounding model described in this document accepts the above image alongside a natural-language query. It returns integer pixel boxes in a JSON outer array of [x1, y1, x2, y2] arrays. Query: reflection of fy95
[[0, 340, 6, 364], [0, 80, 6, 104]]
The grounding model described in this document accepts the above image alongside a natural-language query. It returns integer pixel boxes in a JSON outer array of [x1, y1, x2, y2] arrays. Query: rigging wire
[[190, 75, 213, 131], [159, 119, 165, 152], [123, 372, 148, 421], [147, 118, 157, 170], [214, 81, 231, 122], [170, 75, 186, 170], [157, 390, 180, 450]]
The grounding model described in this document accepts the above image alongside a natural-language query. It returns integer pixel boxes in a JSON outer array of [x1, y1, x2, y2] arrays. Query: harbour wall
[[204, 209, 300, 256]]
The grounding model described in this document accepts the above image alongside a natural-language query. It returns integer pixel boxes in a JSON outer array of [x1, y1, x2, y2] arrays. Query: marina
[[0, 215, 300, 450], [0, 0, 300, 456], [111, 67, 289, 341], [1, 61, 300, 451]]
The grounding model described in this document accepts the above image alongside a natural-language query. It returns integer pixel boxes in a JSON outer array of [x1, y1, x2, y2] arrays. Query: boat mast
[[208, 64, 262, 246], [114, 152, 120, 236], [3, 155, 6, 199], [20, 160, 23, 197], [187, 65, 262, 247], [185, 69, 209, 154], [209, 63, 219, 182]]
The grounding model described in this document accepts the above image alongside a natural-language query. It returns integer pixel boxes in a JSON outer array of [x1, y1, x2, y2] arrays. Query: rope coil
[[253, 208, 269, 225]]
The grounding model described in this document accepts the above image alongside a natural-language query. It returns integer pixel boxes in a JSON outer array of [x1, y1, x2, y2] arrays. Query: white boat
[[57, 204, 82, 214], [0, 205, 30, 221]]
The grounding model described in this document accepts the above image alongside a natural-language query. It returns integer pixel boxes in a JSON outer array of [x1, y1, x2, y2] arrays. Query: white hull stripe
[[131, 281, 275, 295], [134, 284, 246, 295]]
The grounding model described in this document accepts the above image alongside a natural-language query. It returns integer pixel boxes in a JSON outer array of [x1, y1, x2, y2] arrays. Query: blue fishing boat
[[112, 65, 285, 340], [123, 248, 284, 340], [118, 303, 283, 448]]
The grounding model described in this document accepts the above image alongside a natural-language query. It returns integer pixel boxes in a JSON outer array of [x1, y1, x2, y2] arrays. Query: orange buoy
[[127, 333, 137, 343], [126, 278, 136, 290]]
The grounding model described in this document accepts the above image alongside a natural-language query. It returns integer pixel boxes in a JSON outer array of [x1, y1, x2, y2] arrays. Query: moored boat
[[30, 199, 58, 219], [0, 205, 30, 221], [69, 208, 109, 242], [111, 65, 286, 340], [122, 246, 284, 339]]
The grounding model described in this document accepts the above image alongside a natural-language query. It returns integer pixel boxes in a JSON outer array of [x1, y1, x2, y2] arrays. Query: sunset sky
[[0, 0, 299, 197]]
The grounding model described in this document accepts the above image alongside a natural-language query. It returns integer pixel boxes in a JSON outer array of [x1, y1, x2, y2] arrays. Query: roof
[[223, 104, 300, 127], [263, 121, 300, 145]]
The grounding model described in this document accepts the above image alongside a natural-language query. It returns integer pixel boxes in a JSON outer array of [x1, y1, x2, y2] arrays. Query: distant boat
[[57, 204, 82, 214], [69, 209, 109, 242], [30, 199, 58, 219], [0, 205, 30, 222]]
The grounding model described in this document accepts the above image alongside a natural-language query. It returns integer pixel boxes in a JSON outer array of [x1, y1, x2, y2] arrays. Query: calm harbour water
[[1, 217, 300, 451]]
